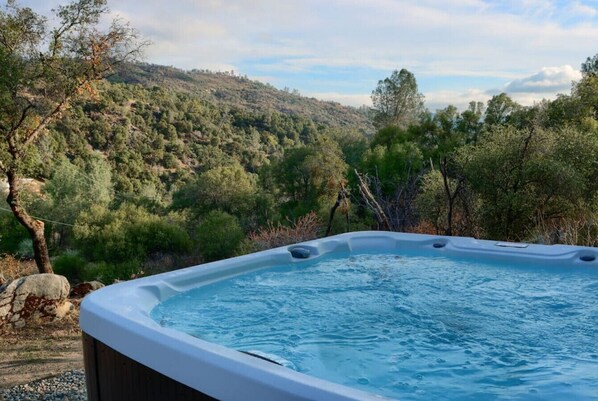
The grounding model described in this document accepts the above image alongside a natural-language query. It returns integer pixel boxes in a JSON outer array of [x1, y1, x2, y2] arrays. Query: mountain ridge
[[109, 63, 374, 134]]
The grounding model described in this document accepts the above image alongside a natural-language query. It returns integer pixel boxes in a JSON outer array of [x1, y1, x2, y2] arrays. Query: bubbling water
[[151, 252, 598, 400]]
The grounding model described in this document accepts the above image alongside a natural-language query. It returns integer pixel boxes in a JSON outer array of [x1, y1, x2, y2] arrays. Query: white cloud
[[306, 92, 372, 108], [504, 65, 582, 93], [480, 65, 583, 106], [19, 0, 598, 110], [101, 0, 598, 77], [568, 1, 598, 17], [424, 64, 582, 110], [251, 75, 283, 85], [424, 89, 492, 111], [508, 92, 556, 107]]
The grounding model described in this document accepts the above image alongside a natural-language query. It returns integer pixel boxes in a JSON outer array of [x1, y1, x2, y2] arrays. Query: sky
[[23, 0, 598, 110]]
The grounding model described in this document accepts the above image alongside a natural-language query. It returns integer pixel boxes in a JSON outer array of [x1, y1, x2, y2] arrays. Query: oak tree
[[0, 0, 143, 273]]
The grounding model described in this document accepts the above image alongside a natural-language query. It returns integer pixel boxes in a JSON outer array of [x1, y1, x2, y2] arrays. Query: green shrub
[[53, 252, 87, 282], [197, 210, 244, 262], [0, 213, 30, 256], [17, 239, 34, 259], [74, 204, 192, 263], [82, 260, 143, 284]]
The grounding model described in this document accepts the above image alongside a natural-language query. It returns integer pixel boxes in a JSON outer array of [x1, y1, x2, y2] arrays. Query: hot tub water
[[151, 251, 598, 400]]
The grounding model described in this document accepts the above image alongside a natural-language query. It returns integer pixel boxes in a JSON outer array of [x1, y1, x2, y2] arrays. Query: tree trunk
[[440, 158, 454, 236], [6, 171, 53, 274], [440, 157, 464, 237], [325, 183, 348, 236]]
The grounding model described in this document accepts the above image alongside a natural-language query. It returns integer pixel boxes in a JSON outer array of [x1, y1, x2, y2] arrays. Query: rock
[[0, 274, 5, 286], [69, 281, 104, 298], [0, 274, 72, 329]]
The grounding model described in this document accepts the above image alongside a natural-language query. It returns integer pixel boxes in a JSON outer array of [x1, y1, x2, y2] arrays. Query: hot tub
[[80, 232, 598, 401]]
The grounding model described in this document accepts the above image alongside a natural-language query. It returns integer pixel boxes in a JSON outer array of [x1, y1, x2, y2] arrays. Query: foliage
[[459, 126, 598, 240], [272, 136, 348, 217], [36, 155, 113, 248], [196, 210, 244, 262], [457, 101, 484, 144], [360, 141, 423, 195], [415, 169, 478, 237], [416, 170, 451, 234], [1, 25, 597, 281], [0, 212, 30, 255], [484, 93, 523, 127], [172, 161, 257, 218], [111, 63, 374, 134], [581, 53, 598, 77], [52, 252, 87, 282], [74, 203, 192, 263], [83, 260, 143, 284], [0, 0, 143, 273], [371, 69, 425, 129]]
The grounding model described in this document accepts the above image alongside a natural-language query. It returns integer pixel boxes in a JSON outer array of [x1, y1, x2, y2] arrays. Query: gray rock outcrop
[[0, 274, 73, 329]]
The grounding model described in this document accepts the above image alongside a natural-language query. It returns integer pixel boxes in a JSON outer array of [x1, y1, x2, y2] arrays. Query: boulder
[[0, 274, 73, 329], [69, 281, 105, 298]]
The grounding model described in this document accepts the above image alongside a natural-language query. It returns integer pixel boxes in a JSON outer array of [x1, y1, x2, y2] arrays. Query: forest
[[2, 53, 597, 283]]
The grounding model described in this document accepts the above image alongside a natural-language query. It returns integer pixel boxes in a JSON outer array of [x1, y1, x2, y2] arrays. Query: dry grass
[[248, 212, 321, 251], [0, 255, 37, 284], [531, 216, 598, 246]]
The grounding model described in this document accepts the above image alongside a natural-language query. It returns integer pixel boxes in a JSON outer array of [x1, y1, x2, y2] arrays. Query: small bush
[[53, 252, 87, 282], [17, 239, 34, 259], [248, 212, 320, 251], [82, 260, 144, 284], [527, 212, 598, 247], [197, 211, 244, 262], [0, 213, 30, 256], [74, 204, 192, 263]]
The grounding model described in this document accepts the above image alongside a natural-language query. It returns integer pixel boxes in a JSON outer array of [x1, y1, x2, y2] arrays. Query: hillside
[[110, 63, 374, 134], [3, 54, 597, 283]]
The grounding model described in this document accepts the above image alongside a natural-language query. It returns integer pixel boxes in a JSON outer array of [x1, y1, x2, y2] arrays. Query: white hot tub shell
[[80, 231, 598, 401]]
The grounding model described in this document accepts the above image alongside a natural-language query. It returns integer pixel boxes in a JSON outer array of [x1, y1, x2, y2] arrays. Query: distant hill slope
[[110, 63, 374, 134]]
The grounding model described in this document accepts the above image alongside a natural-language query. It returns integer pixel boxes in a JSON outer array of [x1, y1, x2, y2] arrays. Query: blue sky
[[23, 0, 598, 110]]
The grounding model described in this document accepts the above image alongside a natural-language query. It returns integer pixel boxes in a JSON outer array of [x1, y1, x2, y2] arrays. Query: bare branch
[[18, 79, 85, 151], [11, 98, 34, 132], [325, 183, 348, 236], [354, 169, 391, 231]]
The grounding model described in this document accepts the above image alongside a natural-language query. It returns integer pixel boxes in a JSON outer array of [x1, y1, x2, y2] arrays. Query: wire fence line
[[0, 205, 77, 227]]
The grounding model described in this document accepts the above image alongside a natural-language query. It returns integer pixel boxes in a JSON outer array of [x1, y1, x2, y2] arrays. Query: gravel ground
[[0, 370, 86, 401]]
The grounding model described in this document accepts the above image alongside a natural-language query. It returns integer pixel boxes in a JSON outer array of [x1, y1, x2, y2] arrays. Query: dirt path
[[0, 306, 84, 389]]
